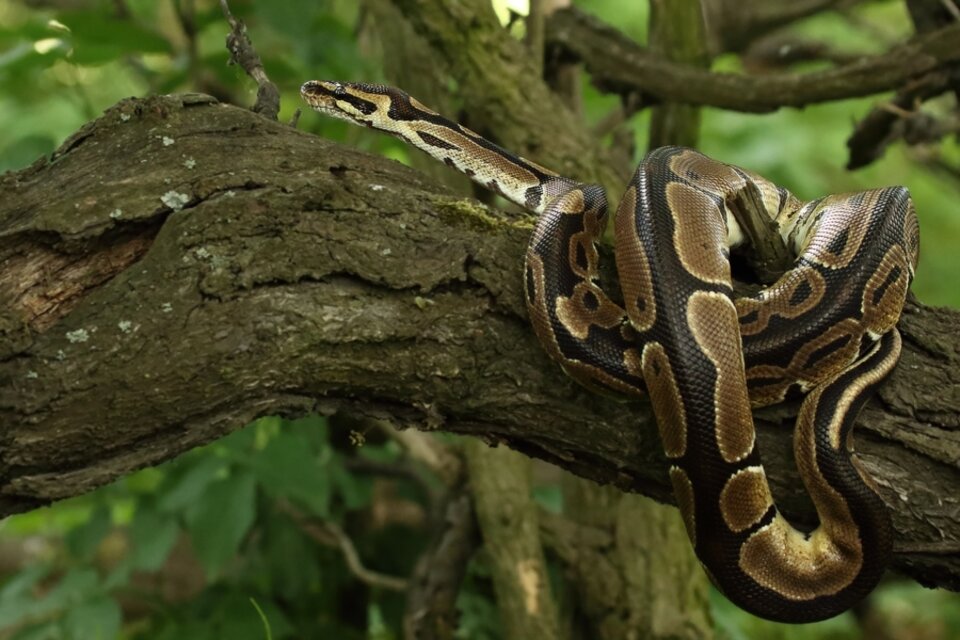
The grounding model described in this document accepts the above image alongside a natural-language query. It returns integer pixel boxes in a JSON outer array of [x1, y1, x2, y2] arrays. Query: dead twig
[[219, 0, 281, 119]]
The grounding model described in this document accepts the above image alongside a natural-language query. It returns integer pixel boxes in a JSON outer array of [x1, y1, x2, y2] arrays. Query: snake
[[300, 80, 919, 623]]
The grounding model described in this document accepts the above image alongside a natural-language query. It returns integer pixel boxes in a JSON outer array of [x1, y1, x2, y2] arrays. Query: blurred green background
[[0, 0, 957, 638]]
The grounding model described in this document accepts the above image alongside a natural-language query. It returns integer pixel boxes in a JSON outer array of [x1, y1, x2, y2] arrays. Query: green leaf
[[0, 16, 61, 43], [129, 506, 180, 571], [331, 459, 371, 510], [0, 564, 51, 601], [250, 433, 331, 516], [122, 466, 165, 494], [101, 562, 132, 591], [151, 621, 216, 640], [290, 414, 330, 450], [46, 568, 100, 606], [186, 472, 257, 577], [0, 41, 62, 72], [64, 504, 111, 561], [254, 1, 323, 41], [216, 421, 259, 456], [55, 11, 171, 65], [0, 568, 104, 631], [10, 621, 61, 640], [157, 454, 225, 514], [532, 483, 562, 514], [62, 596, 121, 640], [263, 517, 320, 598]]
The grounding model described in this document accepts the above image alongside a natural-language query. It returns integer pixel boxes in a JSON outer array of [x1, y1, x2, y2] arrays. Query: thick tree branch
[[546, 6, 960, 113], [1, 96, 958, 592]]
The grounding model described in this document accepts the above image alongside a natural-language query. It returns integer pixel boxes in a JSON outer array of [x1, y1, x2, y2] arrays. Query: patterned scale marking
[[300, 82, 919, 623]]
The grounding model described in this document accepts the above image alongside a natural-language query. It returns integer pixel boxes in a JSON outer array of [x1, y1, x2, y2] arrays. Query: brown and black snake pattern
[[301, 80, 919, 623]]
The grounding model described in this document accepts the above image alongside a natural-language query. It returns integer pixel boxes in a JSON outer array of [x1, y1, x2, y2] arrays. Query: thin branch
[[278, 500, 409, 593], [846, 0, 960, 170], [546, 6, 960, 113], [376, 420, 464, 488], [915, 150, 960, 183], [590, 91, 646, 138], [838, 7, 900, 48], [943, 0, 960, 21], [741, 35, 862, 72], [219, 0, 280, 119], [344, 456, 444, 515], [113, 0, 131, 19], [703, 0, 862, 54], [908, 0, 960, 31]]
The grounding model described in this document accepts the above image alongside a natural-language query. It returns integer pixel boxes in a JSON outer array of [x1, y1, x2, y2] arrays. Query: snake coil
[[301, 80, 919, 623]]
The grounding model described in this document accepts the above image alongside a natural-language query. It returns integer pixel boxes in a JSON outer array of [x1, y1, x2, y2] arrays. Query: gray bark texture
[[1, 94, 959, 592]]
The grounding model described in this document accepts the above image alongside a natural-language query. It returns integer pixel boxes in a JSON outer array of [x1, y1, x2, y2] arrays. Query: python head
[[301, 80, 438, 129]]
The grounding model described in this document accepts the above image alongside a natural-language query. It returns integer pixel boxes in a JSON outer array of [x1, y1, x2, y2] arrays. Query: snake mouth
[[300, 81, 338, 111], [300, 80, 378, 124]]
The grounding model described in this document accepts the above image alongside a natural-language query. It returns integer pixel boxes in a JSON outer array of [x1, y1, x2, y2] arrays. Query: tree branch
[[846, 67, 960, 169], [278, 500, 409, 592], [702, 0, 861, 54], [846, 0, 960, 169], [546, 6, 960, 113], [1, 96, 958, 592]]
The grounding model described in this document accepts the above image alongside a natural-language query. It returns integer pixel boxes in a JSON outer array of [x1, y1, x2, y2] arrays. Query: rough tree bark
[[1, 91, 959, 596]]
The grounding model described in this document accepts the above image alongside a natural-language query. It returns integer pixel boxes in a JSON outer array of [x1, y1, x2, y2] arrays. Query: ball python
[[300, 80, 919, 623]]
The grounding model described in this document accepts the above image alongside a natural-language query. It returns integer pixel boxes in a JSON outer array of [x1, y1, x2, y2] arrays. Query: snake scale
[[301, 80, 919, 623]]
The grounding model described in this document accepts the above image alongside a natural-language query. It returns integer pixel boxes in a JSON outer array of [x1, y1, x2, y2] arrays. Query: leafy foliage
[[0, 415, 421, 638]]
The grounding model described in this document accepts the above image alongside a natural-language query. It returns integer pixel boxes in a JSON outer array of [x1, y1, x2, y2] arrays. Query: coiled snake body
[[301, 80, 919, 623]]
